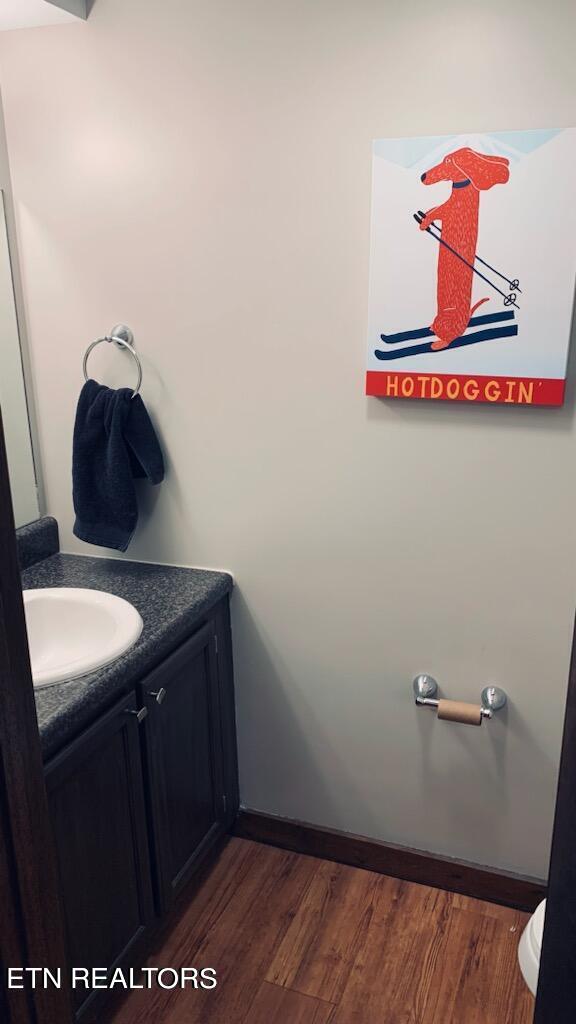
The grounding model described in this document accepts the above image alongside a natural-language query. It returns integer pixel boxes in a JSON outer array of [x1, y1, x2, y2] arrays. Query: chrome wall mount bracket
[[480, 685, 507, 714], [413, 674, 439, 702], [109, 324, 135, 350]]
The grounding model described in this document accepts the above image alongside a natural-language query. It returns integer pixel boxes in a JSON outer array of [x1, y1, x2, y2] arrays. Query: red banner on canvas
[[365, 372, 565, 406]]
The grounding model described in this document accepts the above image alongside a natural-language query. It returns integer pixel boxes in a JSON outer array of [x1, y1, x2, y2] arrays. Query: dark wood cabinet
[[45, 691, 154, 1019], [212, 597, 240, 828], [43, 595, 239, 1020], [141, 621, 226, 911]]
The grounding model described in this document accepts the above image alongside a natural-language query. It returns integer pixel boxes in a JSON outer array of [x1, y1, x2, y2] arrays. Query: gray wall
[[46, 0, 88, 19], [1, 0, 575, 876]]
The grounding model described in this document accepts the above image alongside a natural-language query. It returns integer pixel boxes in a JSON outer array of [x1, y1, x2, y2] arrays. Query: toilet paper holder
[[413, 674, 507, 721]]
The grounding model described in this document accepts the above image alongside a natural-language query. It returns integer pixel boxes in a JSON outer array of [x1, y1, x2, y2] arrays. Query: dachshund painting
[[419, 148, 510, 350]]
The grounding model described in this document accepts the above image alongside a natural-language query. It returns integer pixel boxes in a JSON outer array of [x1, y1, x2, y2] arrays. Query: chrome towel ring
[[83, 324, 142, 398]]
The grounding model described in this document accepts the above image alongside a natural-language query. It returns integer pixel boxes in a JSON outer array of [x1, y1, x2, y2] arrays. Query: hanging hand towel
[[72, 379, 164, 552]]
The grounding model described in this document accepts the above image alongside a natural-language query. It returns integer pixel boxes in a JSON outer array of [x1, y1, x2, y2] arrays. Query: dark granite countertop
[[22, 552, 233, 761]]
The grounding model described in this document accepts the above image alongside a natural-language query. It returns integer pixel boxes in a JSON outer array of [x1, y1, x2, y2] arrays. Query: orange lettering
[[505, 380, 516, 403], [463, 379, 479, 400], [417, 376, 429, 398], [518, 381, 534, 404]]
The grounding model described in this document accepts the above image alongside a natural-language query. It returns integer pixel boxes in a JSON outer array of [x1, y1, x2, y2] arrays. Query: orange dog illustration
[[419, 148, 510, 349]]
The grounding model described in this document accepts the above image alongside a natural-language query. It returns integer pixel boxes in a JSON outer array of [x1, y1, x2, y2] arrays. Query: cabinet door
[[142, 620, 225, 911], [45, 692, 154, 1019], [212, 597, 240, 828]]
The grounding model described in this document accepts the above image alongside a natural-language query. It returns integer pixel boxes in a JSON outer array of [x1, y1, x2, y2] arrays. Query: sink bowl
[[23, 588, 143, 688]]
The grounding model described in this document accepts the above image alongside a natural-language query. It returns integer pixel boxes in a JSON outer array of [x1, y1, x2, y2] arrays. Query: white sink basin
[[23, 588, 143, 688]]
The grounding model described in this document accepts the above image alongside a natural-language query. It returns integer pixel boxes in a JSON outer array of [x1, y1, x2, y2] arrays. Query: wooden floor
[[110, 837, 534, 1024]]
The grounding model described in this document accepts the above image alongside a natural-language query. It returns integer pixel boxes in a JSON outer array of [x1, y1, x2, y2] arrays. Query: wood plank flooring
[[110, 837, 534, 1024]]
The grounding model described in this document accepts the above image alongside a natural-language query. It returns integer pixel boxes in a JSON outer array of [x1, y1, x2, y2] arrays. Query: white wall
[[1, 0, 575, 877], [0, 1, 78, 31]]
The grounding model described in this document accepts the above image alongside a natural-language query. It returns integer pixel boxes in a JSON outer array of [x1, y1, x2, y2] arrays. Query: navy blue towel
[[73, 380, 164, 552]]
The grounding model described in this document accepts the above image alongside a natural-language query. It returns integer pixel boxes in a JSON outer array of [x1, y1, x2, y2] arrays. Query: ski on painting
[[366, 129, 576, 405]]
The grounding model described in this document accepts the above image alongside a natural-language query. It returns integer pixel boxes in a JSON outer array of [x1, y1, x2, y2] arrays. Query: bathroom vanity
[[18, 519, 239, 1022]]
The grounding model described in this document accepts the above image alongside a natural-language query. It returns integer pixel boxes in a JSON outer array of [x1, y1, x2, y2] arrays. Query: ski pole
[[413, 212, 520, 310], [416, 211, 521, 294], [475, 255, 520, 293]]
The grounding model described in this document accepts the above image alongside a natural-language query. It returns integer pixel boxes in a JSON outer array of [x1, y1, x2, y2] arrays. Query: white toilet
[[518, 899, 546, 996]]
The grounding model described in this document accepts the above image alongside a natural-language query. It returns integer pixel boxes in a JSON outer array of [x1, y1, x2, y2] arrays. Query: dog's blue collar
[[452, 178, 471, 189]]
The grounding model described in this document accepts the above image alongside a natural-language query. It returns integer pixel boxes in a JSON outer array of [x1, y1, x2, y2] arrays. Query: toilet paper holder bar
[[413, 674, 507, 720]]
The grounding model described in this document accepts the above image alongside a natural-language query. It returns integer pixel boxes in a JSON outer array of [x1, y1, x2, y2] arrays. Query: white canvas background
[[367, 129, 576, 379]]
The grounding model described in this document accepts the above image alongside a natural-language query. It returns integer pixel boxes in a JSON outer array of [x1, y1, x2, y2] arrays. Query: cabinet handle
[[126, 707, 148, 724], [149, 687, 167, 705]]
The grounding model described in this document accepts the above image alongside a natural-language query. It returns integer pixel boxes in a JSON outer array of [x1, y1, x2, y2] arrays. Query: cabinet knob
[[149, 687, 167, 705], [126, 707, 148, 724]]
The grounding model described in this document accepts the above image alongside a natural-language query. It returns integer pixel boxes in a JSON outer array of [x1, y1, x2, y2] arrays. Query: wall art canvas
[[366, 129, 576, 405]]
